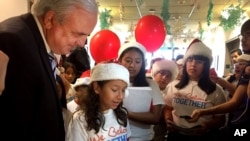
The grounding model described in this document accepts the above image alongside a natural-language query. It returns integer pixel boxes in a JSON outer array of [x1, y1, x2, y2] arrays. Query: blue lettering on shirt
[[174, 98, 206, 108], [108, 134, 127, 141]]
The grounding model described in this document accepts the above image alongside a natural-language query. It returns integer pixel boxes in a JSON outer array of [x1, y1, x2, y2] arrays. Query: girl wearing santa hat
[[66, 63, 131, 141], [118, 41, 165, 141], [164, 39, 226, 141]]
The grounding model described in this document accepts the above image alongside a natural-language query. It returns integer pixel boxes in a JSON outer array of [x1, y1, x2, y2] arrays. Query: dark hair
[[241, 19, 250, 34], [66, 47, 90, 78], [149, 57, 164, 70], [81, 81, 128, 133], [230, 48, 242, 56], [175, 54, 184, 61], [175, 55, 216, 94], [62, 61, 77, 82], [118, 47, 149, 87], [56, 75, 67, 109]]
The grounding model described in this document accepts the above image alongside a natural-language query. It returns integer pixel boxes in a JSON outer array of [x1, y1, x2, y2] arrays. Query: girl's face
[[64, 67, 76, 83], [186, 57, 205, 81], [94, 80, 127, 111], [153, 70, 172, 90], [75, 86, 88, 102], [119, 50, 143, 81]]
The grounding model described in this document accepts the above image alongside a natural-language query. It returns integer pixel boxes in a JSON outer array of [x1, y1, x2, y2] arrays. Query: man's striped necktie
[[48, 52, 57, 79]]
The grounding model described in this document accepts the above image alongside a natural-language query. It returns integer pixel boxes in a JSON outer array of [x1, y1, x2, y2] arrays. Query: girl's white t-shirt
[[66, 109, 131, 141], [164, 80, 226, 128]]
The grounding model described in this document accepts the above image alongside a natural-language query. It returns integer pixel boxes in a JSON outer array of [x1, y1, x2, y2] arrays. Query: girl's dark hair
[[175, 55, 216, 94], [118, 47, 149, 87], [62, 61, 77, 82], [65, 47, 91, 78], [56, 75, 67, 109], [80, 81, 128, 133]]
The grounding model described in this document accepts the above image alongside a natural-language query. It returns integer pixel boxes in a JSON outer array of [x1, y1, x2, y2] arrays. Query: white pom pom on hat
[[183, 38, 213, 65], [151, 59, 179, 81], [118, 41, 147, 59]]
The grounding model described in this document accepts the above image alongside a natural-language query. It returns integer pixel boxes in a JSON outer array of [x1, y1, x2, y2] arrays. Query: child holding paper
[[118, 42, 165, 141], [66, 63, 131, 141]]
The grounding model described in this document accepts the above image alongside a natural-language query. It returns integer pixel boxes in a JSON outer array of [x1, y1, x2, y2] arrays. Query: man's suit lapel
[[21, 13, 58, 93]]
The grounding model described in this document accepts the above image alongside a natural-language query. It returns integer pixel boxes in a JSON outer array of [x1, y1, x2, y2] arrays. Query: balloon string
[[134, 0, 142, 18]]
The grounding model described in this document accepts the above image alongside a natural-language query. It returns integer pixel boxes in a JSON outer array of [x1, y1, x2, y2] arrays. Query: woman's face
[[119, 50, 143, 81], [186, 57, 205, 81]]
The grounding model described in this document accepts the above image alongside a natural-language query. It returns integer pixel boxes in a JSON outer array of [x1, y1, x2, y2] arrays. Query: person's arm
[[189, 84, 247, 122], [202, 114, 225, 129], [214, 77, 236, 97], [0, 50, 9, 95], [128, 104, 162, 124]]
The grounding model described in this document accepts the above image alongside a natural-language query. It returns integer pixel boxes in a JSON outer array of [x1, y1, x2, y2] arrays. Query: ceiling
[[97, 0, 250, 35]]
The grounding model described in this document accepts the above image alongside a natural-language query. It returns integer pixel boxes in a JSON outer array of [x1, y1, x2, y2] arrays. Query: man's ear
[[93, 82, 101, 94], [43, 10, 55, 29]]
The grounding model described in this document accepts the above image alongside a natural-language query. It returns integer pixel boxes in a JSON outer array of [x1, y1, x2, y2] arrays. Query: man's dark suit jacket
[[0, 13, 65, 141]]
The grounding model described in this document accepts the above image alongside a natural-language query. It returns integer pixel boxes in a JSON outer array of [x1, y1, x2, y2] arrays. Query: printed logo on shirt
[[89, 126, 128, 141], [173, 92, 207, 108]]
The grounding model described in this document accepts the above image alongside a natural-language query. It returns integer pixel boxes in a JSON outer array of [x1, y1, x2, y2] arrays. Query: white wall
[[0, 0, 28, 22]]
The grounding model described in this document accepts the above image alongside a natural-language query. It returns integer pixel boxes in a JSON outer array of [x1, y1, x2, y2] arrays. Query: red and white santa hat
[[183, 38, 213, 65], [118, 41, 147, 59], [151, 59, 179, 81], [73, 70, 91, 90], [90, 63, 130, 97]]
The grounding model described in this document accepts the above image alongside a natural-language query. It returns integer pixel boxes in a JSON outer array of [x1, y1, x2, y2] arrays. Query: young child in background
[[151, 59, 179, 141], [63, 61, 77, 102], [67, 70, 90, 113], [66, 63, 131, 141]]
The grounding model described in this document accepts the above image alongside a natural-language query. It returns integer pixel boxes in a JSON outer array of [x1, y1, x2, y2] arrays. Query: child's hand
[[186, 109, 202, 123]]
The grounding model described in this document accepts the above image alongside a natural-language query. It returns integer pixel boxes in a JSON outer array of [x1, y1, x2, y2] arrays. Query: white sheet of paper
[[123, 87, 152, 112]]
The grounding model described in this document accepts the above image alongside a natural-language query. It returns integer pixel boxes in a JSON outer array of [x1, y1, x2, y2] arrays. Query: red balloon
[[135, 15, 167, 52], [90, 30, 120, 63]]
